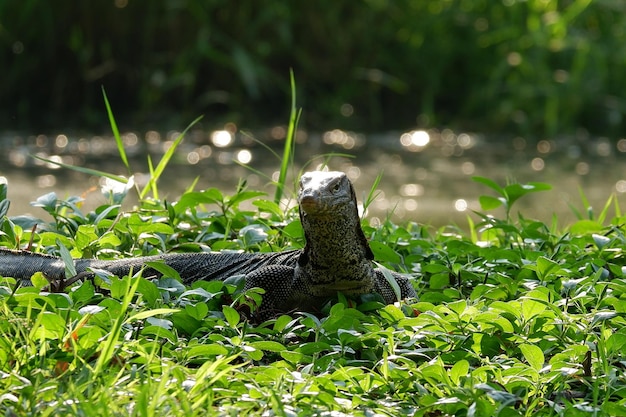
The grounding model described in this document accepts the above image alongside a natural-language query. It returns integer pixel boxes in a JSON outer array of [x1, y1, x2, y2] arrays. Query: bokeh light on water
[[1, 127, 626, 228]]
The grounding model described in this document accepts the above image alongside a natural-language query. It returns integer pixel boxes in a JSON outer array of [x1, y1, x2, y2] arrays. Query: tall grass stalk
[[34, 90, 202, 202], [274, 70, 301, 204]]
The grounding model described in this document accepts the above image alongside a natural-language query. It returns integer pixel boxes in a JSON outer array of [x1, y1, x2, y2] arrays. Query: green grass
[[2, 106, 626, 415]]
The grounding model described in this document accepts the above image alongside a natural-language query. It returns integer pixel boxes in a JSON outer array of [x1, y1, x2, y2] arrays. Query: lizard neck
[[297, 199, 376, 295]]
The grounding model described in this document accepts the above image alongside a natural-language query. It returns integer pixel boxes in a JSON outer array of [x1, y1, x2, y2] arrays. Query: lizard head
[[297, 171, 374, 263], [298, 171, 354, 216]]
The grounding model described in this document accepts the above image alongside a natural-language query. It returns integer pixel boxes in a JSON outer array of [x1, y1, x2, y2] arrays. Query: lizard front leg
[[243, 265, 301, 318]]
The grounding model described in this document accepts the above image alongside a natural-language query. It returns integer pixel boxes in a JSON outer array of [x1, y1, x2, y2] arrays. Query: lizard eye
[[331, 181, 341, 193]]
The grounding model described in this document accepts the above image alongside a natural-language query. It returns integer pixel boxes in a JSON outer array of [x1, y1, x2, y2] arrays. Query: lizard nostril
[[299, 195, 319, 212]]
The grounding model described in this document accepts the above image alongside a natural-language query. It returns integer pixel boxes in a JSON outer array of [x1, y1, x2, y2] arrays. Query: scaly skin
[[0, 171, 416, 316]]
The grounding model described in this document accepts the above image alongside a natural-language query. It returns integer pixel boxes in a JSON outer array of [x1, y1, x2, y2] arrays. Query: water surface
[[1, 127, 624, 229]]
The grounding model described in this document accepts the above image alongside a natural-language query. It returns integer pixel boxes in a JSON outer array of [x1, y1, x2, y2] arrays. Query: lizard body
[[0, 171, 416, 315]]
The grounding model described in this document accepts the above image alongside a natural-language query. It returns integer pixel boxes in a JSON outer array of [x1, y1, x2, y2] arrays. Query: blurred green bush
[[1, 0, 624, 136]]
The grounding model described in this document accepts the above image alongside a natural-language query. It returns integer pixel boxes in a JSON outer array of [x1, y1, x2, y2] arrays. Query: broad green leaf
[[32, 312, 66, 340], [174, 188, 225, 214], [71, 280, 95, 303], [273, 315, 294, 332], [535, 256, 560, 279], [185, 303, 209, 321], [520, 298, 546, 320], [478, 195, 503, 211], [249, 341, 286, 352], [280, 351, 309, 363], [370, 241, 401, 264], [607, 328, 626, 355], [569, 219, 603, 235], [187, 344, 230, 359], [297, 342, 331, 355], [32, 192, 58, 212], [145, 261, 182, 281], [227, 190, 266, 208], [429, 273, 449, 289], [75, 224, 98, 251], [519, 343, 544, 371], [379, 304, 405, 322], [223, 305, 240, 327], [472, 176, 504, 195], [504, 182, 551, 207], [592, 233, 611, 249], [141, 325, 177, 343], [126, 308, 179, 322], [239, 224, 269, 246], [58, 241, 77, 278], [253, 199, 284, 218], [136, 277, 161, 306], [31, 272, 49, 289], [450, 360, 469, 385]]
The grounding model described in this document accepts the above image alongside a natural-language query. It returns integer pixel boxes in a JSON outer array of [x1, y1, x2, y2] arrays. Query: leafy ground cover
[[2, 168, 626, 416], [1, 98, 626, 415]]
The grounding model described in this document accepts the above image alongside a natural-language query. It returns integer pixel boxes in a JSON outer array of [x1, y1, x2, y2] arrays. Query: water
[[1, 128, 625, 229]]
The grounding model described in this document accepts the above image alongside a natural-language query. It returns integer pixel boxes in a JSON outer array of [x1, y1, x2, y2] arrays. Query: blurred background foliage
[[1, 0, 625, 137]]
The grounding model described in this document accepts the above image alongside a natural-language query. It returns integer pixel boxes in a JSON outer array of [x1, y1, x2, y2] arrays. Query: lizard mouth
[[299, 195, 325, 214]]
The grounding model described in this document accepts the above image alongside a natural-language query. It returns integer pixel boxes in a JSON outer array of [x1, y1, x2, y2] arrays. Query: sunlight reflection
[[537, 140, 552, 154], [187, 152, 200, 165], [9, 150, 27, 167], [224, 122, 238, 133], [55, 134, 68, 149], [414, 167, 428, 180], [270, 126, 286, 140], [123, 132, 139, 147], [92, 137, 105, 152], [211, 130, 233, 147], [36, 174, 56, 188], [218, 152, 233, 164], [531, 158, 545, 171], [616, 180, 626, 193], [46, 155, 63, 169], [400, 183, 424, 197], [162, 140, 174, 153], [400, 130, 430, 151], [575, 162, 589, 175], [340, 103, 354, 117], [461, 162, 475, 175], [596, 140, 611, 157], [617, 139, 626, 152], [78, 138, 89, 153], [145, 131, 161, 144], [236, 149, 252, 164], [322, 129, 358, 149], [404, 199, 418, 211], [457, 133, 473, 148], [454, 199, 468, 212], [0, 176, 7, 185], [198, 145, 212, 158], [36, 135, 48, 147], [513, 137, 526, 151], [346, 166, 361, 180]]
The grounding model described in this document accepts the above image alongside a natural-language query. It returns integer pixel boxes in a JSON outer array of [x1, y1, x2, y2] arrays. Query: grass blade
[[363, 171, 383, 213], [139, 115, 203, 199], [274, 69, 300, 204], [31, 154, 129, 183], [102, 87, 130, 174]]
